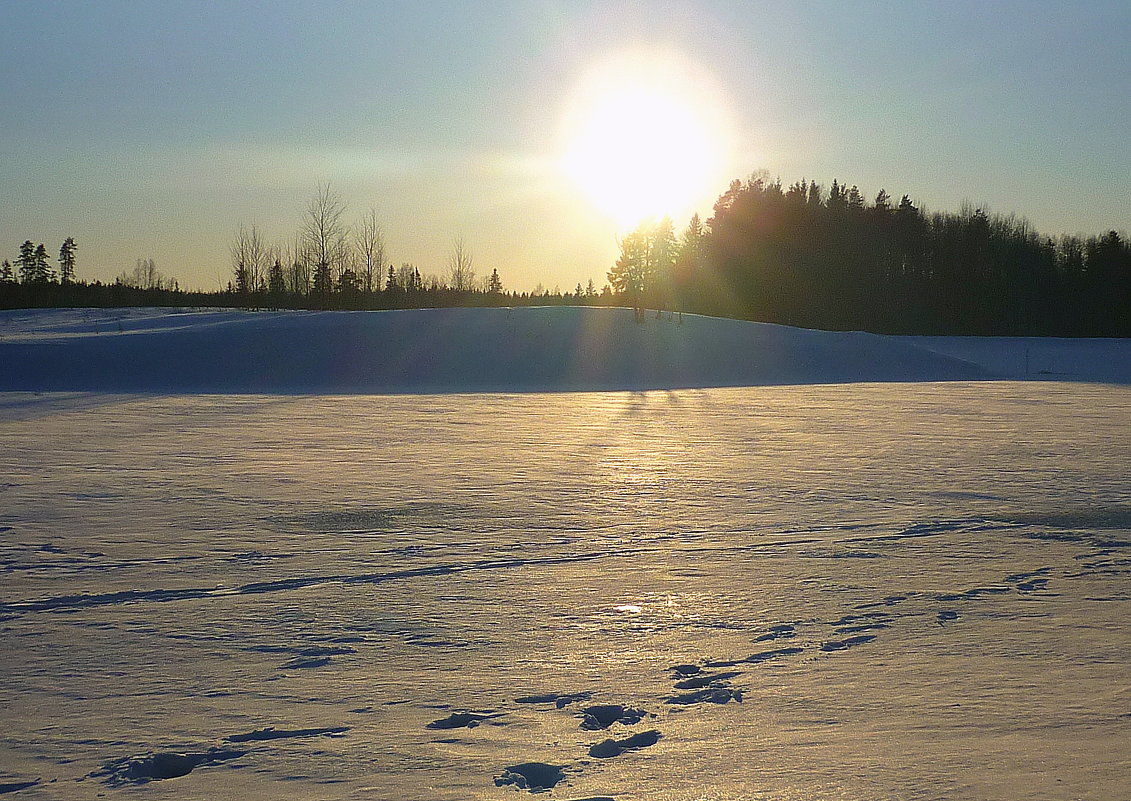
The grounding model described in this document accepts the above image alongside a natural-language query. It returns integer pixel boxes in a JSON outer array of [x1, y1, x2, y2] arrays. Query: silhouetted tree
[[487, 267, 503, 294], [448, 237, 476, 292], [230, 224, 267, 297], [609, 226, 650, 321], [16, 241, 36, 284], [267, 257, 286, 296], [302, 183, 349, 307], [355, 208, 385, 294], [117, 257, 171, 290], [27, 244, 54, 284], [58, 237, 76, 284]]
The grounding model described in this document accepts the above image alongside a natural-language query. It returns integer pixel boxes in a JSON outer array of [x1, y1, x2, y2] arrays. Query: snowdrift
[[0, 306, 1124, 393]]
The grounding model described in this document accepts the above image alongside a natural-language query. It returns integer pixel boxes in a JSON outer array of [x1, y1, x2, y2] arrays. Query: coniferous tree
[[267, 257, 286, 296], [0, 260, 14, 284], [58, 237, 77, 284], [487, 268, 503, 294], [32, 243, 52, 283], [16, 241, 36, 283]]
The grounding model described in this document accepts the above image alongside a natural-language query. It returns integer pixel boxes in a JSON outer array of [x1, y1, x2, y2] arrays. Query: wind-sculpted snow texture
[[0, 310, 1129, 800]]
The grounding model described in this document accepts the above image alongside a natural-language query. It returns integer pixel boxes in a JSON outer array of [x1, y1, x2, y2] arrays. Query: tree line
[[3, 175, 1127, 335], [612, 174, 1130, 336], [223, 184, 513, 310]]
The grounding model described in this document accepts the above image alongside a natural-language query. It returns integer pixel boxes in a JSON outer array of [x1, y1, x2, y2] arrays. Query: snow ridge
[[0, 306, 1003, 393]]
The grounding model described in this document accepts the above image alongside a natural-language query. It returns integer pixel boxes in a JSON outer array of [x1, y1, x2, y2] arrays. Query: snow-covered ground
[[1, 308, 1128, 800]]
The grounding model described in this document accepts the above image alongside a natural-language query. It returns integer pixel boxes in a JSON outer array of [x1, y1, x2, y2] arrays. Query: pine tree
[[33, 243, 53, 283], [610, 226, 651, 321], [312, 261, 333, 301], [268, 258, 285, 295], [58, 237, 77, 283], [17, 240, 35, 283], [487, 267, 503, 294], [0, 260, 14, 284], [386, 263, 397, 291]]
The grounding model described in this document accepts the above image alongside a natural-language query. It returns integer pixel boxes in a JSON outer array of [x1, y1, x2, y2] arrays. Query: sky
[[2, 0, 1129, 292]]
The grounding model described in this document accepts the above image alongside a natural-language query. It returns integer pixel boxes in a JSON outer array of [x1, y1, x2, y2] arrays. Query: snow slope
[[3, 306, 1127, 395], [0, 306, 1004, 393]]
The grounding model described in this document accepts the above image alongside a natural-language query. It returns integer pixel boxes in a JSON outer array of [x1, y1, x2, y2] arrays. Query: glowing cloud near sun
[[558, 49, 735, 228]]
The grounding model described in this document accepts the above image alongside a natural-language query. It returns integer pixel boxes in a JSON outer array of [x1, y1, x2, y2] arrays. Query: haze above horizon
[[2, 0, 1128, 291]]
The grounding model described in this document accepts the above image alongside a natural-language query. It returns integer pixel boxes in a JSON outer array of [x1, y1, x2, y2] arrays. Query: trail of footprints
[[432, 563, 1066, 795], [42, 562, 1065, 796]]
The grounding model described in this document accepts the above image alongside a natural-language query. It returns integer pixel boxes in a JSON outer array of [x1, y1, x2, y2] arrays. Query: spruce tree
[[33, 244, 52, 283], [268, 258, 285, 295], [59, 237, 77, 283], [17, 240, 35, 283]]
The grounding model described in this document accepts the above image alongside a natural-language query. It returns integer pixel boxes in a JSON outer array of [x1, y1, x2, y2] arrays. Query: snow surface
[[1, 306, 1127, 395], [1, 307, 1129, 800]]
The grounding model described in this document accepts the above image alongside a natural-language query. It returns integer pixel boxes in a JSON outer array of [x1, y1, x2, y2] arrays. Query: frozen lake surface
[[2, 383, 1129, 800]]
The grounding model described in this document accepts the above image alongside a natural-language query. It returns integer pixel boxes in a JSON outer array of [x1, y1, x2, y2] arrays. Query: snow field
[[0, 307, 1129, 799]]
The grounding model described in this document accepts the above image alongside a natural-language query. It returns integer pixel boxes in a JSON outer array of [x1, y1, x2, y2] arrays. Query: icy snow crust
[[1, 307, 1129, 800]]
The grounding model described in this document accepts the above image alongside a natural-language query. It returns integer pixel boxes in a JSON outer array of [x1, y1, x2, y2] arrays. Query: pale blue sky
[[2, 0, 1128, 290]]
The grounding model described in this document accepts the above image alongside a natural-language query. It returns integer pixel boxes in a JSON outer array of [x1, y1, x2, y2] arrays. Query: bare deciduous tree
[[355, 208, 386, 294], [448, 236, 475, 292], [302, 183, 349, 300], [230, 224, 267, 294], [117, 257, 172, 290], [285, 233, 311, 296]]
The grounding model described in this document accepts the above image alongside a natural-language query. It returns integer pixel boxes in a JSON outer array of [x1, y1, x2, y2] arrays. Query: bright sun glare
[[559, 49, 734, 229]]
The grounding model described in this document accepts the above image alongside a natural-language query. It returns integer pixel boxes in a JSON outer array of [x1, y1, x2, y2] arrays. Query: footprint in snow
[[666, 686, 742, 705], [0, 780, 39, 795], [751, 623, 796, 642], [514, 691, 591, 708], [225, 726, 348, 742], [426, 711, 506, 730], [671, 670, 743, 690], [494, 762, 566, 792], [819, 634, 876, 652], [588, 729, 661, 759], [88, 747, 247, 786], [577, 704, 644, 730]]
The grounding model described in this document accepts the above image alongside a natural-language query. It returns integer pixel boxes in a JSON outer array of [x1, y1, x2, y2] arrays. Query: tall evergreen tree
[[58, 237, 77, 283], [268, 257, 286, 295], [32, 243, 53, 283], [0, 260, 13, 284], [16, 241, 36, 283]]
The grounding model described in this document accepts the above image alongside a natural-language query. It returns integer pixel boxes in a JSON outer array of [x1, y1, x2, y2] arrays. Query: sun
[[558, 49, 733, 228]]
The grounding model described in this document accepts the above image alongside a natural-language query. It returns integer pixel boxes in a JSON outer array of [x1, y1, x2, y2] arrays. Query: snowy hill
[[0, 306, 1127, 393]]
